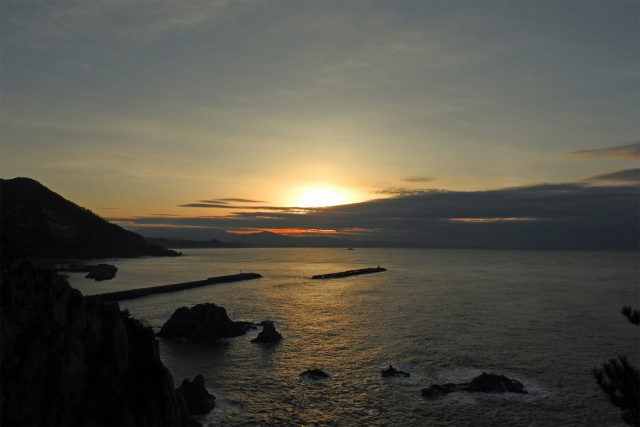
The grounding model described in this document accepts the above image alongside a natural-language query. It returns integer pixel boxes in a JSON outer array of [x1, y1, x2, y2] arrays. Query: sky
[[1, 1, 638, 248]]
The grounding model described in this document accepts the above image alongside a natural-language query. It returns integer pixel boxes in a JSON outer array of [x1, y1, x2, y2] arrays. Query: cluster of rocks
[[421, 372, 528, 399], [157, 303, 283, 345], [0, 258, 212, 426], [298, 366, 527, 401]]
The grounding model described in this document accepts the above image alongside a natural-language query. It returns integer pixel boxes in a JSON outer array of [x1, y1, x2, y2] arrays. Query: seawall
[[311, 267, 386, 279], [90, 272, 262, 302]]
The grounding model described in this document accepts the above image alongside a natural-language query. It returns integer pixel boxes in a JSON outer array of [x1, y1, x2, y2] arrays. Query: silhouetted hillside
[[0, 177, 180, 259], [145, 237, 240, 249]]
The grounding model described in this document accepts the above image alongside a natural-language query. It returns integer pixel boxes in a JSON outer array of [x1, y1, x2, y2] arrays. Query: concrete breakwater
[[311, 267, 386, 279], [89, 272, 262, 302]]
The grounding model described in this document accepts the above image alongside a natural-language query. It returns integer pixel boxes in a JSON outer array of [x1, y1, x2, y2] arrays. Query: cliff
[[0, 177, 180, 259], [0, 256, 198, 426]]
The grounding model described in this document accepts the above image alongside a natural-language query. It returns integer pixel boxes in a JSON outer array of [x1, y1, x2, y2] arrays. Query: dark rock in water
[[381, 365, 410, 378], [85, 263, 118, 281], [466, 372, 528, 394], [421, 383, 459, 399], [0, 258, 198, 426], [300, 369, 330, 380], [421, 372, 528, 399], [158, 303, 248, 343], [251, 321, 282, 343], [176, 375, 216, 415]]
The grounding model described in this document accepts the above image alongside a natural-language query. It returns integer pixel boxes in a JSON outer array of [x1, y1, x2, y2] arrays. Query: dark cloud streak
[[581, 168, 639, 184], [114, 183, 639, 250], [199, 198, 268, 204], [370, 187, 439, 196], [565, 142, 640, 160], [400, 176, 435, 183]]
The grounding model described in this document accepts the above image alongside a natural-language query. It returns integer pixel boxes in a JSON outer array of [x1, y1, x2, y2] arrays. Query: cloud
[[581, 168, 640, 184], [1, 1, 232, 48], [179, 202, 310, 213], [371, 188, 440, 196], [199, 198, 268, 204], [565, 142, 640, 160], [400, 176, 435, 183], [113, 183, 639, 250]]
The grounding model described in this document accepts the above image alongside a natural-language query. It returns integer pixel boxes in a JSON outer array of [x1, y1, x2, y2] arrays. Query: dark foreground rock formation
[[0, 257, 203, 426], [421, 372, 528, 399], [158, 303, 249, 342], [176, 375, 216, 415], [251, 321, 282, 344], [381, 365, 410, 378]]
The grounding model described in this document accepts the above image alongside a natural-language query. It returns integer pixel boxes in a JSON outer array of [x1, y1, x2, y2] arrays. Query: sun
[[297, 188, 347, 208]]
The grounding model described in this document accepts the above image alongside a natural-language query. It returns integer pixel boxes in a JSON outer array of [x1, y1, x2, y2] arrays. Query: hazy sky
[[1, 1, 638, 245]]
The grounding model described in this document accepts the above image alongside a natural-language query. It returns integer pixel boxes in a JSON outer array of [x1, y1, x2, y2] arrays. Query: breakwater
[[311, 267, 386, 279], [89, 273, 262, 302]]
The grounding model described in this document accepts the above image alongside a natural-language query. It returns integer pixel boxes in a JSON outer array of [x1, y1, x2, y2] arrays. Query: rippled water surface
[[68, 248, 639, 426]]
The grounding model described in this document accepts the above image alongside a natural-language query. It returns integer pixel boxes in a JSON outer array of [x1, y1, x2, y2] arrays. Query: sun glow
[[297, 188, 347, 208]]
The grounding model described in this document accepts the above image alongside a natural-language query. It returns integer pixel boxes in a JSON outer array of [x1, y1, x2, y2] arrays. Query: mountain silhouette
[[1, 177, 179, 259]]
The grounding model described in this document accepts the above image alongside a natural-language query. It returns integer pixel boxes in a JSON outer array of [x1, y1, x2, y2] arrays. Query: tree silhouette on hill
[[593, 306, 639, 426]]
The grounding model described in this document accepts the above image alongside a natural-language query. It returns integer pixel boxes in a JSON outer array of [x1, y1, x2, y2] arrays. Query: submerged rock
[[300, 369, 330, 380], [158, 303, 248, 343], [421, 372, 528, 399], [381, 365, 410, 378], [176, 375, 216, 415], [0, 258, 198, 426], [251, 321, 282, 344]]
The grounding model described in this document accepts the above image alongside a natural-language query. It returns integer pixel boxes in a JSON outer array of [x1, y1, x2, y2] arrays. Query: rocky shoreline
[[0, 257, 210, 426], [1, 256, 530, 425]]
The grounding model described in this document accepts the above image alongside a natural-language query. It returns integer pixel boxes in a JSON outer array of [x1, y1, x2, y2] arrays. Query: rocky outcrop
[[421, 372, 528, 399], [176, 375, 216, 415], [158, 303, 248, 342], [0, 257, 199, 426], [300, 369, 330, 380], [381, 365, 410, 378], [251, 321, 282, 344], [85, 263, 118, 281]]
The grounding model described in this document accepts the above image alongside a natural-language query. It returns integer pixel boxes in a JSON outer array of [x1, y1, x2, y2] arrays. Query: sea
[[66, 248, 639, 426]]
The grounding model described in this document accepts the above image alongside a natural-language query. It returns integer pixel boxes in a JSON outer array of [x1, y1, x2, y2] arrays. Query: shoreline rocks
[[421, 372, 528, 399], [1, 258, 200, 426]]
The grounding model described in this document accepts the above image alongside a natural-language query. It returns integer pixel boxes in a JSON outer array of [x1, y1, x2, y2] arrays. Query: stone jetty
[[311, 266, 386, 279], [89, 272, 262, 302]]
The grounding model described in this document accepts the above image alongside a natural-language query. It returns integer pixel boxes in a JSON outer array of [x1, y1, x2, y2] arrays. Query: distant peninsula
[[0, 177, 180, 260]]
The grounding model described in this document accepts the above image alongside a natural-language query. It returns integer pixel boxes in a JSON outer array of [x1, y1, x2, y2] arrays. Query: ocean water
[[67, 248, 639, 426]]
